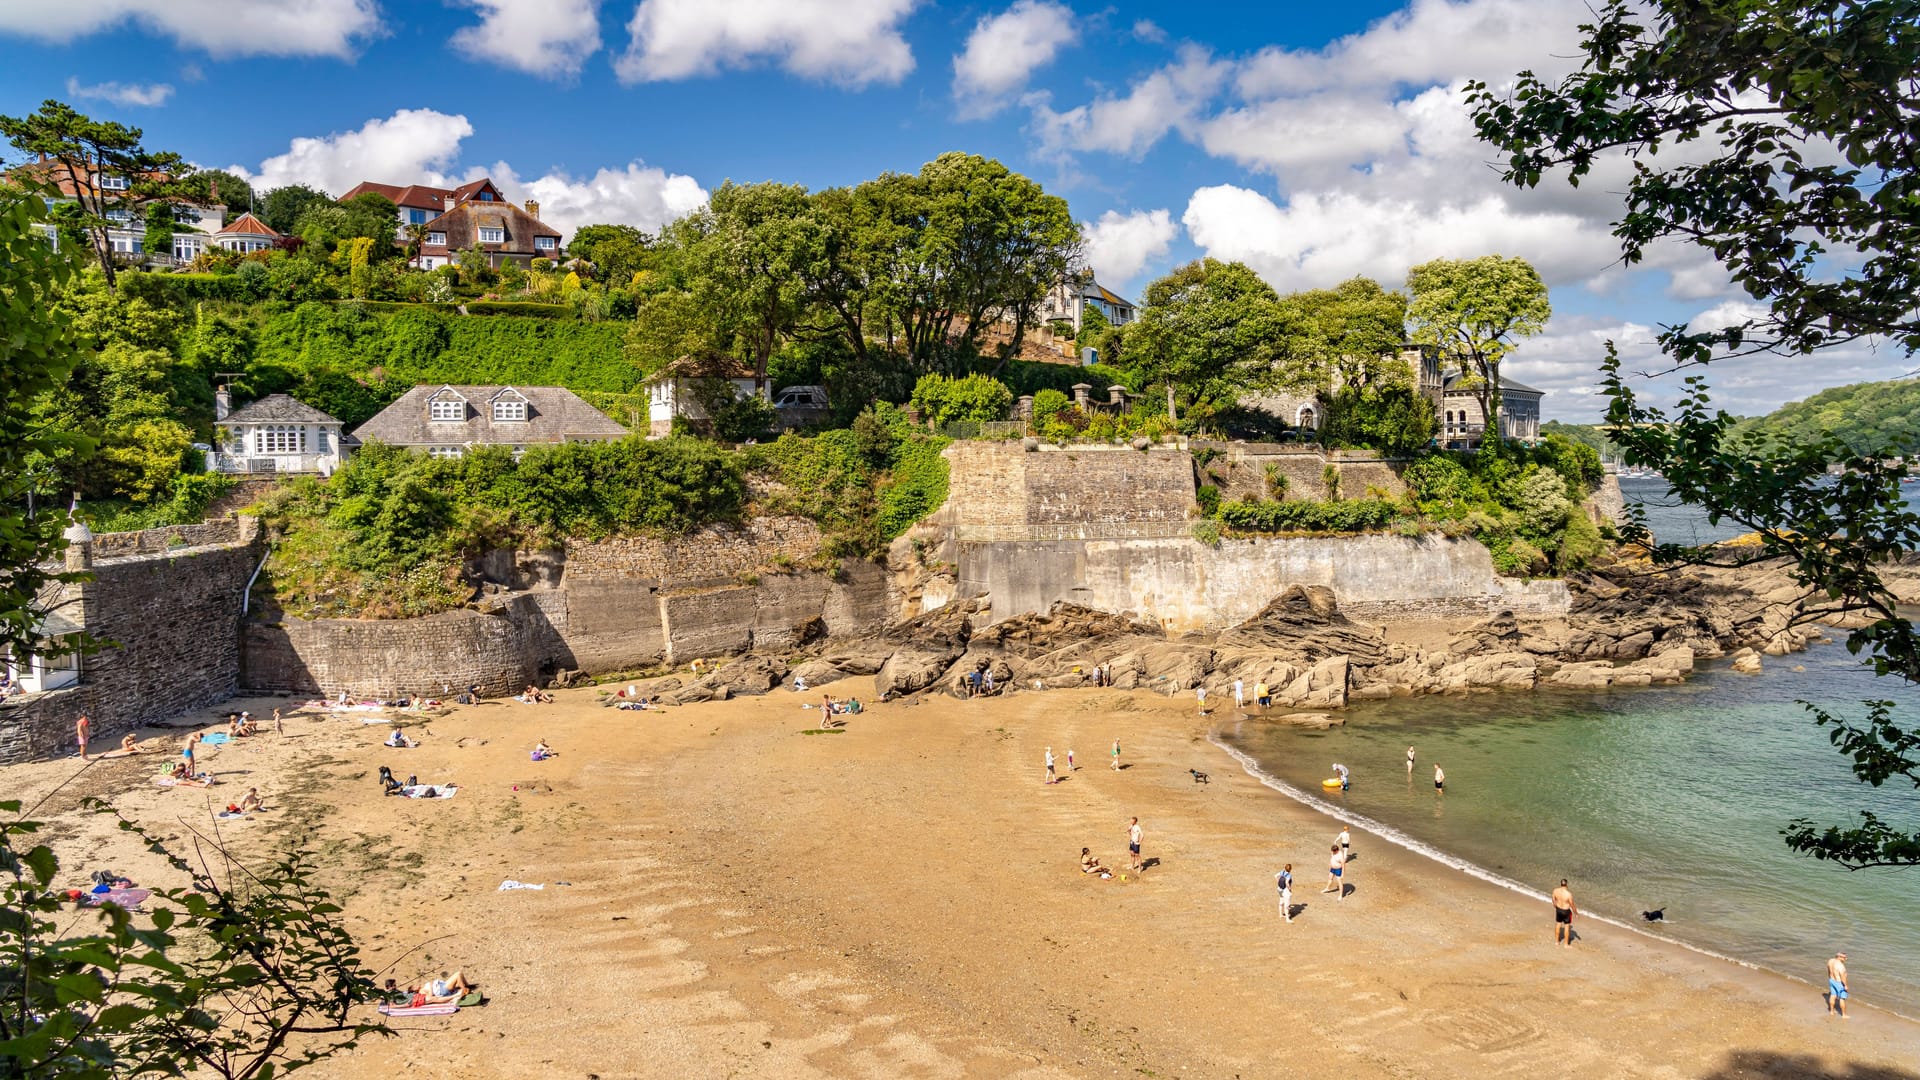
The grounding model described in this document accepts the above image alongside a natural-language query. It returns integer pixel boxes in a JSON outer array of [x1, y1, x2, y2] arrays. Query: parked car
[[772, 385, 829, 411]]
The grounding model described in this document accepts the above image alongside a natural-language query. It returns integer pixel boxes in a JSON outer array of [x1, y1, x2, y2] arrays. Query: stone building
[[1251, 346, 1545, 447]]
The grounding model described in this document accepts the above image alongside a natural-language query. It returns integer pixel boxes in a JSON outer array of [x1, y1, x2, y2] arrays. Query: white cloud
[[0, 0, 379, 58], [615, 0, 916, 87], [1082, 208, 1176, 290], [235, 109, 475, 197], [952, 1, 1076, 118], [486, 161, 710, 237], [451, 0, 601, 78], [65, 77, 173, 107], [1131, 19, 1166, 44], [1181, 184, 1618, 294], [1030, 44, 1230, 158], [231, 109, 708, 239]]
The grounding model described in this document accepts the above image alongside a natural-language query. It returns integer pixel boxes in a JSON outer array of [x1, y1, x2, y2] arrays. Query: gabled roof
[[217, 393, 341, 426], [217, 212, 280, 238], [350, 385, 628, 448], [1442, 372, 1545, 397], [415, 199, 561, 258], [341, 181, 454, 213], [450, 177, 505, 203]]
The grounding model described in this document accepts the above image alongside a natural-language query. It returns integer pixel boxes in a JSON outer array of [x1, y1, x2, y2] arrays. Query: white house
[[212, 212, 281, 254], [210, 392, 351, 475], [1039, 273, 1138, 334], [642, 354, 765, 437]]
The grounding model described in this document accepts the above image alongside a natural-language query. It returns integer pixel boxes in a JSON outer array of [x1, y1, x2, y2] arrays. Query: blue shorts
[[1330, 867, 1342, 878], [1128, 843, 1140, 855], [1830, 979, 1848, 1000]]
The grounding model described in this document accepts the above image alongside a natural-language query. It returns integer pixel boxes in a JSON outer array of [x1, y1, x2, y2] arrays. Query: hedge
[[463, 300, 572, 318], [1216, 498, 1402, 533]]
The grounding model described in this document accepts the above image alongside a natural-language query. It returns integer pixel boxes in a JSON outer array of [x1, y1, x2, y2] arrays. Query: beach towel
[[85, 888, 152, 909], [198, 733, 231, 745], [400, 784, 458, 799], [155, 776, 214, 788], [216, 810, 249, 820], [377, 1002, 459, 1017], [362, 716, 396, 725], [497, 879, 544, 891]]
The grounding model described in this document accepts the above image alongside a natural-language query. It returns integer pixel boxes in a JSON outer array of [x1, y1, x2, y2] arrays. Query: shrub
[[1216, 497, 1401, 533], [1196, 484, 1222, 517], [1518, 466, 1575, 539], [910, 372, 1015, 428], [1030, 387, 1071, 426]]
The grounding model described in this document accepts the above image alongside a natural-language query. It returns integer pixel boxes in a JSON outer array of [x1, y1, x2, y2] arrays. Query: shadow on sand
[[1702, 1051, 1919, 1080]]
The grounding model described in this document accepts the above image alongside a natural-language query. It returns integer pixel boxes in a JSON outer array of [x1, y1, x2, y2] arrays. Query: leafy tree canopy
[[258, 183, 334, 235], [1126, 258, 1284, 421], [1274, 276, 1411, 391], [1406, 255, 1549, 437]]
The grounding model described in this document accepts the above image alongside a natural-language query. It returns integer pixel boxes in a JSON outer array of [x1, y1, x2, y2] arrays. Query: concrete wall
[[239, 520, 891, 698], [1, 522, 262, 764], [959, 532, 1567, 633], [945, 442, 1196, 540], [1191, 442, 1410, 503]]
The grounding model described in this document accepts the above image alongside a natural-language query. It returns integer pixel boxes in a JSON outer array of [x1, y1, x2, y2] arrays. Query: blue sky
[[1, 0, 1908, 420]]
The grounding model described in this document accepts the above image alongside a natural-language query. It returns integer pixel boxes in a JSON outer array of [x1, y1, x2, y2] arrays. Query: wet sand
[[12, 682, 1920, 1078]]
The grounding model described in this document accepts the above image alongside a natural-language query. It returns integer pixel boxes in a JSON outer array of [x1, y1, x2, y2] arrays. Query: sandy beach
[[13, 680, 1920, 1079]]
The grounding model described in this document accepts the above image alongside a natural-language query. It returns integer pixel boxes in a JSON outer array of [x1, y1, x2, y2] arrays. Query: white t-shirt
[[1338, 830, 1350, 848], [1129, 823, 1142, 846], [1333, 764, 1349, 780], [1045, 751, 1054, 768]]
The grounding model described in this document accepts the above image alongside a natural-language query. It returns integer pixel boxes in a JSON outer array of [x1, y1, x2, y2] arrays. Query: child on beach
[[1111, 740, 1121, 771], [1324, 844, 1346, 900], [1044, 747, 1056, 784], [1277, 864, 1293, 922], [1067, 748, 1075, 771]]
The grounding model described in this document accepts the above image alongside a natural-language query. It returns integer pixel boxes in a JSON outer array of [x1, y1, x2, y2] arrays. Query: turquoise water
[[1218, 644, 1920, 1017]]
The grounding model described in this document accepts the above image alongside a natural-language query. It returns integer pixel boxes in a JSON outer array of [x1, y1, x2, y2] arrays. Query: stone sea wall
[[0, 521, 263, 764]]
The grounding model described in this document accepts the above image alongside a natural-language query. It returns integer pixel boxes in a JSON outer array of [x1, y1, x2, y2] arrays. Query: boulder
[[875, 650, 961, 697], [1730, 647, 1763, 674], [1543, 660, 1615, 690], [696, 656, 789, 697], [1277, 655, 1348, 709], [1215, 585, 1390, 667], [1132, 641, 1216, 693], [1434, 652, 1538, 693], [970, 602, 1156, 657], [1271, 712, 1344, 729]]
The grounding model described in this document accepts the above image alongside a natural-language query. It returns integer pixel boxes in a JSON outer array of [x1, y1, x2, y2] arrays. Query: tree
[[1127, 258, 1284, 422], [1468, 0, 1920, 867], [0, 182, 93, 671], [139, 201, 174, 264], [568, 224, 652, 283], [681, 182, 818, 395], [1405, 256, 1548, 443], [258, 184, 333, 235], [1318, 385, 1438, 456], [338, 192, 399, 252], [0, 99, 201, 290], [1273, 276, 1412, 391], [192, 169, 256, 216], [908, 372, 1014, 428]]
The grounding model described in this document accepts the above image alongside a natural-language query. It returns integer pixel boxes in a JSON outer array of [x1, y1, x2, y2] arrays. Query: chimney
[[215, 385, 231, 420], [525, 199, 540, 219], [63, 501, 93, 573]]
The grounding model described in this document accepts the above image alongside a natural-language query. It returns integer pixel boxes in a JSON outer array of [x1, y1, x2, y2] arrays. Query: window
[[99, 175, 128, 191], [173, 206, 202, 225], [492, 399, 528, 422], [535, 235, 557, 250], [255, 425, 307, 455], [105, 208, 131, 224], [406, 208, 429, 225], [110, 237, 141, 254], [173, 236, 201, 261], [428, 231, 446, 246], [477, 192, 493, 201], [429, 398, 466, 422], [478, 227, 504, 244], [429, 446, 464, 460]]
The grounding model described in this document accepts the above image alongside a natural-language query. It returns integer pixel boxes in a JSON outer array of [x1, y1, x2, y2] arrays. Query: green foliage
[[1127, 258, 1285, 419], [1540, 420, 1619, 460], [1217, 498, 1402, 533], [0, 800, 385, 1079], [1319, 384, 1438, 456], [1195, 484, 1221, 517], [569, 223, 653, 282], [1272, 276, 1411, 391], [876, 433, 951, 542], [1517, 466, 1574, 537], [686, 379, 777, 442], [85, 473, 237, 532], [463, 300, 570, 318], [1725, 379, 1920, 457], [998, 359, 1132, 399], [1030, 387, 1071, 426], [909, 373, 1014, 428], [1405, 255, 1550, 438], [258, 184, 334, 235]]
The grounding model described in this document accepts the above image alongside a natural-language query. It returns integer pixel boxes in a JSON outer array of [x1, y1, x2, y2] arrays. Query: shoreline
[[8, 682, 1918, 1077], [1207, 727, 1920, 1026]]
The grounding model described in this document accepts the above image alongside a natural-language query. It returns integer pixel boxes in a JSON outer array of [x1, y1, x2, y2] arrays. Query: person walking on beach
[[1337, 824, 1352, 863], [1406, 746, 1416, 773], [1067, 747, 1075, 771], [76, 714, 90, 761], [1128, 817, 1143, 871], [1433, 763, 1445, 793], [1045, 747, 1056, 785], [1277, 864, 1294, 923], [1324, 844, 1346, 900], [1111, 739, 1122, 771], [1552, 879, 1578, 947], [1233, 679, 1245, 709], [1827, 953, 1849, 1017]]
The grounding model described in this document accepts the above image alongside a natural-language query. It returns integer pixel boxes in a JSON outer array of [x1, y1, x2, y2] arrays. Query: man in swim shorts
[[1828, 952, 1849, 1017], [1552, 879, 1578, 947], [1324, 844, 1345, 900], [1434, 763, 1445, 792], [1128, 817, 1143, 871]]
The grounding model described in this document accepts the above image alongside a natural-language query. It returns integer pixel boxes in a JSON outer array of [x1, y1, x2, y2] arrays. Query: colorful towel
[[377, 1002, 459, 1017], [155, 776, 214, 788], [199, 733, 231, 745], [85, 888, 152, 909], [401, 784, 458, 799]]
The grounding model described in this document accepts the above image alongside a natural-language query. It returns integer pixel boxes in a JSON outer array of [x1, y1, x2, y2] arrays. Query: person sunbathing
[[238, 788, 264, 812], [1080, 848, 1108, 874], [165, 760, 188, 780], [417, 971, 475, 1004], [120, 733, 138, 754], [226, 715, 243, 738]]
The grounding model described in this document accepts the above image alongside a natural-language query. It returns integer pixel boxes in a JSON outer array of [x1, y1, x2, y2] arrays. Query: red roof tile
[[218, 212, 280, 237]]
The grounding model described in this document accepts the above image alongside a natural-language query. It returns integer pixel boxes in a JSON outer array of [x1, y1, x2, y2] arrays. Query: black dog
[[1642, 907, 1666, 923], [1189, 768, 1210, 784]]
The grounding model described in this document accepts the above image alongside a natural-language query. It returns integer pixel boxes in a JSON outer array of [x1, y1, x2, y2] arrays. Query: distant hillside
[[1729, 378, 1920, 454], [1540, 421, 1618, 459]]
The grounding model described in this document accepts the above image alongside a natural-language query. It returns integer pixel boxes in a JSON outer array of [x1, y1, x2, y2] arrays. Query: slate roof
[[351, 385, 628, 448], [1442, 373, 1544, 397], [341, 181, 453, 214], [217, 393, 340, 426], [655, 352, 756, 380]]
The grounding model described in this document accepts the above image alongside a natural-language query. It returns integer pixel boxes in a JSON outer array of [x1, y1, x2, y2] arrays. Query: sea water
[[1218, 646, 1920, 1017], [1619, 474, 1920, 545]]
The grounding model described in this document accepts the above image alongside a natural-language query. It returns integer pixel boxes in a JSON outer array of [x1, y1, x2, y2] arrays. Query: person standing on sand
[[1067, 747, 1075, 771], [1277, 864, 1294, 923], [1233, 679, 1245, 709], [1828, 953, 1849, 1017], [1196, 685, 1209, 715], [274, 708, 284, 736], [1337, 824, 1351, 863], [1406, 746, 1415, 773], [1254, 681, 1269, 711], [1128, 817, 1143, 871], [1433, 764, 1445, 793], [1552, 879, 1578, 947], [1045, 747, 1056, 785], [1324, 844, 1346, 900], [1111, 739, 1122, 771], [76, 714, 90, 761]]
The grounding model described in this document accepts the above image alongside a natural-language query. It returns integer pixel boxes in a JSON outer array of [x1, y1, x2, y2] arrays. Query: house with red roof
[[6, 158, 231, 264], [213, 212, 281, 254], [338, 176, 561, 268]]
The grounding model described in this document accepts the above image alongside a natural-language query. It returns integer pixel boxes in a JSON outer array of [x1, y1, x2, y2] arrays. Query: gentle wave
[[1204, 729, 1920, 1018]]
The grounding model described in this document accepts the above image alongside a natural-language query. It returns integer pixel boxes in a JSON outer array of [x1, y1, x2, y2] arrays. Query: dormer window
[[492, 399, 528, 422], [99, 175, 129, 191], [429, 398, 465, 422], [478, 192, 493, 201], [428, 231, 446, 246], [535, 235, 557, 250], [478, 226, 504, 244]]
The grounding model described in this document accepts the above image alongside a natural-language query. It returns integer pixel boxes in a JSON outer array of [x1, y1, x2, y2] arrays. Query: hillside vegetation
[[1726, 378, 1920, 455]]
